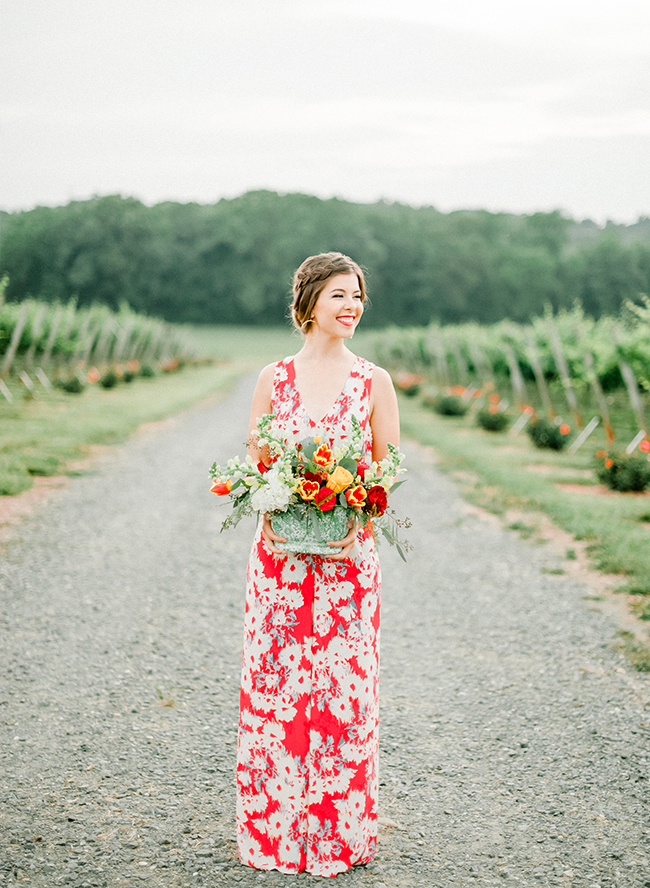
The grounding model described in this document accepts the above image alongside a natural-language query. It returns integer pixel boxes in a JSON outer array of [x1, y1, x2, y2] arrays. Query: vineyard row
[[369, 300, 650, 445], [0, 280, 197, 401]]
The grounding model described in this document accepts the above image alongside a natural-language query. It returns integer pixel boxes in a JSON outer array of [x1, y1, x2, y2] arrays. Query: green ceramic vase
[[271, 505, 349, 555]]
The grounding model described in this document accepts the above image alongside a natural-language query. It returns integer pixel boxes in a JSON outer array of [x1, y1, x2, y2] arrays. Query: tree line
[[1, 191, 649, 327]]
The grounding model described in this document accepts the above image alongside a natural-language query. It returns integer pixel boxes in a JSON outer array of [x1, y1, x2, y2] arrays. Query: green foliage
[[434, 395, 468, 416], [477, 409, 510, 432], [59, 376, 85, 394], [595, 451, 650, 492], [527, 418, 570, 450], [2, 193, 650, 328], [398, 395, 650, 670], [100, 369, 118, 388], [0, 363, 242, 498]]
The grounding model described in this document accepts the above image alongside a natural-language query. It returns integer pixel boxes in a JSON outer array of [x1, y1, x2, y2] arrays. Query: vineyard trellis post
[[467, 341, 493, 390], [583, 350, 615, 443], [618, 359, 647, 434], [23, 303, 47, 368], [525, 333, 556, 420], [41, 306, 64, 367], [547, 317, 583, 429], [449, 337, 469, 385], [503, 343, 527, 409], [1, 302, 29, 378]]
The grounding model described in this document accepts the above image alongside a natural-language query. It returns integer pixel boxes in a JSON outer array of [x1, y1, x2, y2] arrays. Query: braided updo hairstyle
[[291, 252, 367, 334]]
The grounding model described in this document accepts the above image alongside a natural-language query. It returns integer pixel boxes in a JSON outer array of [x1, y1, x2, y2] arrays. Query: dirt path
[[1, 375, 649, 888]]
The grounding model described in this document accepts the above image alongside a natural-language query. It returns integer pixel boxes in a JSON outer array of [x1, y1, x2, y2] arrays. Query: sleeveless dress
[[236, 355, 381, 878]]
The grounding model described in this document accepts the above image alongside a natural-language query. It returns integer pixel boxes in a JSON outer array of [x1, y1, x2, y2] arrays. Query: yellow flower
[[326, 466, 354, 494]]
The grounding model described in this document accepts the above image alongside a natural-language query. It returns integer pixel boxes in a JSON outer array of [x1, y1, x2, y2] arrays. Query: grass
[[0, 362, 243, 496], [183, 324, 299, 363], [399, 395, 650, 583], [614, 631, 650, 672], [0, 325, 320, 498], [185, 323, 378, 363], [398, 393, 650, 666]]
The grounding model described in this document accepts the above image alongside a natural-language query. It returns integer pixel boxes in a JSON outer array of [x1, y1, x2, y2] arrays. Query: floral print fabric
[[236, 356, 381, 877]]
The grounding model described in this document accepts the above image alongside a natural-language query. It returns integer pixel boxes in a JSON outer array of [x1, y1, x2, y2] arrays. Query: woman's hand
[[325, 518, 357, 561], [261, 512, 288, 557]]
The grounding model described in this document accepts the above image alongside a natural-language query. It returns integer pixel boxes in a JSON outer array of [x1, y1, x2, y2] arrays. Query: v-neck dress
[[236, 356, 381, 877]]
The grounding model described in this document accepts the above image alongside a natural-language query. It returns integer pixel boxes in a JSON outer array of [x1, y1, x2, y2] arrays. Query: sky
[[2, 0, 650, 222]]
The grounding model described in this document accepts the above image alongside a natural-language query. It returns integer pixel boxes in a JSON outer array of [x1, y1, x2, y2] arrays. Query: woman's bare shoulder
[[257, 362, 278, 384], [370, 365, 395, 392]]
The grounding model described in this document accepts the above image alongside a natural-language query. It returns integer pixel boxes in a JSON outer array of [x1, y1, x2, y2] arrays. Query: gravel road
[[1, 374, 649, 888]]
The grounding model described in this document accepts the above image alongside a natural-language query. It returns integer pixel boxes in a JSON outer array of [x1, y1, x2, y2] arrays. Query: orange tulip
[[297, 479, 320, 501], [211, 479, 232, 496], [559, 424, 570, 435], [605, 458, 613, 469], [313, 443, 333, 469], [640, 439, 650, 453], [345, 485, 367, 508]]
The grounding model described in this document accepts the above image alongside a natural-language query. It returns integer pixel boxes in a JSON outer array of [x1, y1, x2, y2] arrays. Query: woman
[[236, 252, 400, 877]]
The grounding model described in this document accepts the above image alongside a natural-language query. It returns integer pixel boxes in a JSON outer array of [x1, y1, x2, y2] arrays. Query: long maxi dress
[[236, 355, 381, 878]]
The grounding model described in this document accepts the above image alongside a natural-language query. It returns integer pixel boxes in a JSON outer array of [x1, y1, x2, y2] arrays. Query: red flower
[[304, 470, 326, 486], [210, 479, 232, 496], [356, 460, 369, 479], [640, 439, 650, 453], [257, 461, 269, 474], [313, 487, 337, 511], [605, 458, 613, 469], [559, 424, 570, 435], [365, 485, 388, 517]]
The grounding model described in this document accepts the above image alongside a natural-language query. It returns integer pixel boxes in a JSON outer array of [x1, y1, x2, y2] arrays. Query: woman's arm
[[247, 363, 275, 461], [247, 363, 288, 555], [369, 366, 400, 462], [327, 367, 399, 560]]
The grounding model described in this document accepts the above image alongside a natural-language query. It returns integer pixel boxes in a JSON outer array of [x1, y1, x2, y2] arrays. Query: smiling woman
[[234, 252, 400, 877]]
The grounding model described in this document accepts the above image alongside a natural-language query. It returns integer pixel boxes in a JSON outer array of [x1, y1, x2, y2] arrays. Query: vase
[[271, 505, 350, 555]]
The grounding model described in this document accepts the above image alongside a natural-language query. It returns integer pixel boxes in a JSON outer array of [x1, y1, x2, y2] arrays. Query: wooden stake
[[618, 359, 647, 433], [41, 306, 64, 366], [1, 302, 29, 377], [525, 333, 555, 419], [23, 303, 47, 368], [503, 343, 527, 408], [547, 317, 583, 428], [583, 350, 614, 443], [0, 379, 14, 402]]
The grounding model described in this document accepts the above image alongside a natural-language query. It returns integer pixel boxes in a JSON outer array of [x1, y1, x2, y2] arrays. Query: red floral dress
[[236, 356, 381, 877]]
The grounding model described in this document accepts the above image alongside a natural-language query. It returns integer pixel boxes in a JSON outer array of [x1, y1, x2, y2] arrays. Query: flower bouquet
[[209, 414, 409, 560]]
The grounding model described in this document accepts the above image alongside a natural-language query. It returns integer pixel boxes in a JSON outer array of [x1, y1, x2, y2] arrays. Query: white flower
[[250, 466, 293, 513]]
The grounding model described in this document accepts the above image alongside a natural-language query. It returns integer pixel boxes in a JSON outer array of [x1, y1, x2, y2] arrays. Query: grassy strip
[[399, 395, 650, 622], [0, 363, 242, 496], [184, 325, 298, 363]]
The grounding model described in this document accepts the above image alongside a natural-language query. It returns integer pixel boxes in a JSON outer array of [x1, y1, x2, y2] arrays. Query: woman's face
[[309, 272, 364, 339]]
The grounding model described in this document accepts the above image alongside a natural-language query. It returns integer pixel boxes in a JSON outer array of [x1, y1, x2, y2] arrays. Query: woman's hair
[[291, 252, 367, 333]]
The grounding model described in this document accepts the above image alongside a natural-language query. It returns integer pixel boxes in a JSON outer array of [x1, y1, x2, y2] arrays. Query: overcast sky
[[2, 0, 650, 221]]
